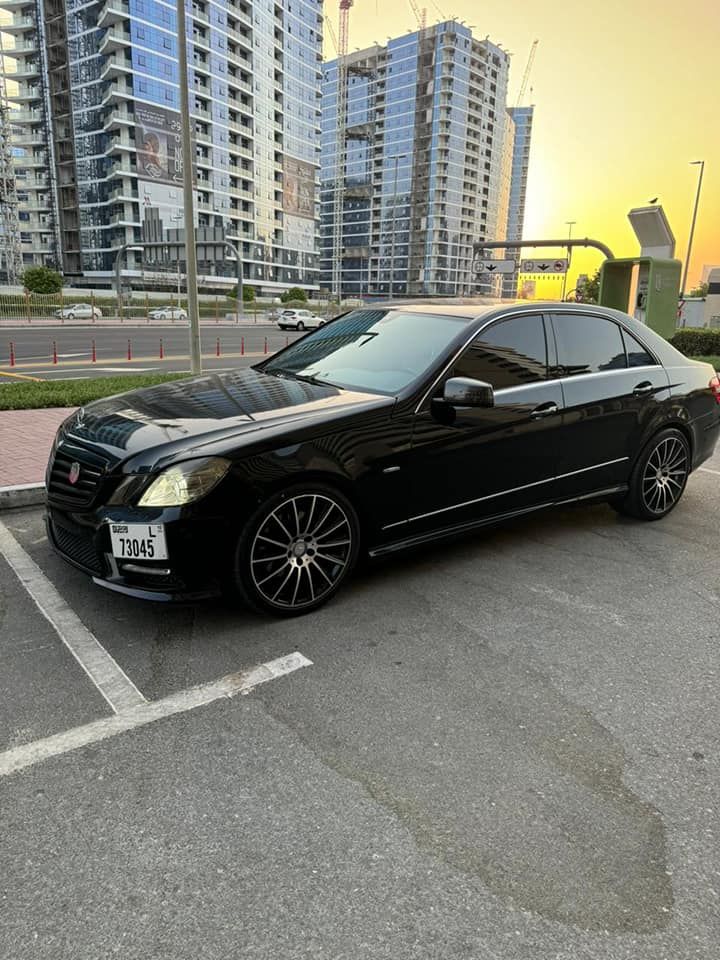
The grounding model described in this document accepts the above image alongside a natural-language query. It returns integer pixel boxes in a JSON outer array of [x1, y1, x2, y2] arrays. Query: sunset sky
[[326, 0, 719, 293]]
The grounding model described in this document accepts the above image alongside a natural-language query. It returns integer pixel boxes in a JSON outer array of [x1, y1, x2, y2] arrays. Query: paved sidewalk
[[0, 407, 74, 487]]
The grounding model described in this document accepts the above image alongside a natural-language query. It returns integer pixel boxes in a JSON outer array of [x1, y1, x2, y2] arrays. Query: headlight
[[137, 457, 231, 507]]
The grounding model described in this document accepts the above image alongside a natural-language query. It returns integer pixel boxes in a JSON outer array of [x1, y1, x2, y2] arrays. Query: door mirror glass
[[443, 377, 494, 408]]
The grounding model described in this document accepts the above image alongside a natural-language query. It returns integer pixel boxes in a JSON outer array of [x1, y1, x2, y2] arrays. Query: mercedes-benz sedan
[[46, 303, 720, 615]]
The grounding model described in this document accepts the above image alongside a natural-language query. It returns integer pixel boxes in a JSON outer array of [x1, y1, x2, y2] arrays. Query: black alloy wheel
[[612, 428, 690, 520], [234, 483, 360, 615], [296, 321, 305, 331]]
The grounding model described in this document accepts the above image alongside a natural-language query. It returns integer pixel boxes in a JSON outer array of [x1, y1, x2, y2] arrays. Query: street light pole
[[388, 153, 405, 301], [562, 220, 576, 300], [176, 0, 201, 374], [680, 160, 705, 298]]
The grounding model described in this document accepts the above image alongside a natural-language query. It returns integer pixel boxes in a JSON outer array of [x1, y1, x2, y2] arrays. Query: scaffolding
[[0, 29, 23, 284]]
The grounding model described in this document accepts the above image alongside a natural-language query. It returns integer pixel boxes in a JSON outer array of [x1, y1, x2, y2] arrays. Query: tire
[[296, 321, 305, 331], [66, 313, 75, 320], [611, 428, 690, 521], [233, 482, 360, 616]]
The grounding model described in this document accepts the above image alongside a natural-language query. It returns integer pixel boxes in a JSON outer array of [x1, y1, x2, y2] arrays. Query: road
[[0, 324, 303, 379], [1, 447, 719, 958]]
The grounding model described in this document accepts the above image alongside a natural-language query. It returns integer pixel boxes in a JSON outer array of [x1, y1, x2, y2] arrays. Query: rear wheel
[[233, 483, 360, 615], [611, 428, 690, 520]]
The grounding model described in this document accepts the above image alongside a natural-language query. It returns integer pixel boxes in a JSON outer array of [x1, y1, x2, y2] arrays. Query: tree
[[688, 282, 708, 298], [280, 287, 307, 303], [22, 266, 63, 295], [242, 285, 255, 303], [577, 268, 600, 304]]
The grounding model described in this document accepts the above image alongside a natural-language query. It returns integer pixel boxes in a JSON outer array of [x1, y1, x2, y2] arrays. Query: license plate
[[109, 522, 168, 561]]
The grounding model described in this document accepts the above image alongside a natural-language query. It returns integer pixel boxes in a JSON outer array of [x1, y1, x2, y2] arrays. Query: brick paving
[[0, 408, 75, 487]]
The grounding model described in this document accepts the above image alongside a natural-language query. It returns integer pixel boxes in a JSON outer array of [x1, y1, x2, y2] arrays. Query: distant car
[[148, 307, 187, 321], [54, 303, 102, 320], [277, 309, 324, 331]]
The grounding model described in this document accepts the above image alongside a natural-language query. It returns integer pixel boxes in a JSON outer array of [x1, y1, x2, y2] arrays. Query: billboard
[[135, 104, 183, 187], [283, 156, 315, 221]]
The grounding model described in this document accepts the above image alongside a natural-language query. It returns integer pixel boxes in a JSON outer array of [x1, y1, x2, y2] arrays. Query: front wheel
[[66, 313, 75, 320], [296, 321, 305, 331], [611, 428, 690, 521], [233, 483, 360, 616]]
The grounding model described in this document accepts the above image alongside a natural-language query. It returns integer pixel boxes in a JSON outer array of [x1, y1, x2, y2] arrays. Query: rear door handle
[[633, 381, 654, 396], [530, 402, 559, 420]]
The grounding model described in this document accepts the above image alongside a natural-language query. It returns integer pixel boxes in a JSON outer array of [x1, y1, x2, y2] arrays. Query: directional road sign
[[473, 258, 516, 275], [520, 258, 569, 274]]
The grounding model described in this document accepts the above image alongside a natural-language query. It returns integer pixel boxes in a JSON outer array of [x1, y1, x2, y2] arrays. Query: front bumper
[[46, 504, 227, 601]]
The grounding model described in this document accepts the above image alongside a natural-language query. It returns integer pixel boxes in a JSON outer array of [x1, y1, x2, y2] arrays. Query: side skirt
[[368, 485, 628, 559]]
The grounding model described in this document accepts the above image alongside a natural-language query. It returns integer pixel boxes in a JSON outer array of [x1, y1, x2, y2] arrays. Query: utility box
[[599, 205, 681, 339], [599, 257, 681, 339]]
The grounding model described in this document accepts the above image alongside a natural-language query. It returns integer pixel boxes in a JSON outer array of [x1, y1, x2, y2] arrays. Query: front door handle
[[530, 401, 559, 420], [633, 381, 654, 396]]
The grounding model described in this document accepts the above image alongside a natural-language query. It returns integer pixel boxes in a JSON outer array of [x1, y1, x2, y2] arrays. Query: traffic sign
[[473, 258, 516, 275], [520, 258, 569, 274]]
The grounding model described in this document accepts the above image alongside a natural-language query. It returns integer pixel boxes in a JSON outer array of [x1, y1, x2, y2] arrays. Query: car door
[[407, 312, 564, 533], [548, 310, 670, 498]]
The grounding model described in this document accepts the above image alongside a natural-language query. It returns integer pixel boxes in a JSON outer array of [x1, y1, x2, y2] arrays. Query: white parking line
[[699, 467, 720, 477], [0, 520, 146, 713], [0, 653, 312, 778]]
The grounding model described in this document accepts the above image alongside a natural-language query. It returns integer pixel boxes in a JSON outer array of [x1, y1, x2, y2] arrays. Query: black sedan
[[46, 303, 720, 615]]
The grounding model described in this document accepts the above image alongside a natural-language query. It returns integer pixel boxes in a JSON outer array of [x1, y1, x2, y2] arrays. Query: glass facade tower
[[0, 0, 322, 291], [503, 104, 533, 298], [320, 23, 513, 298]]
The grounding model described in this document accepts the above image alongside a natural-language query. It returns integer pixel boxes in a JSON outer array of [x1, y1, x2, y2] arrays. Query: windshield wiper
[[267, 368, 341, 389]]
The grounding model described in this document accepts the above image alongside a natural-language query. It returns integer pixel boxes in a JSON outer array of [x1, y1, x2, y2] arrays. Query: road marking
[[0, 369, 41, 381], [0, 520, 146, 713], [699, 467, 720, 477], [0, 652, 312, 778]]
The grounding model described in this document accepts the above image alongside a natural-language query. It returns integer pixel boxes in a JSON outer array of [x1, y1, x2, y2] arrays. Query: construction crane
[[515, 39, 538, 109], [407, 0, 427, 31], [331, 0, 353, 300], [0, 33, 22, 284], [324, 14, 339, 55]]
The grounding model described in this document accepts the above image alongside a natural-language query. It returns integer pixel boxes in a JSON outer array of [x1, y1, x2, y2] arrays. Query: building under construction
[[320, 21, 531, 298]]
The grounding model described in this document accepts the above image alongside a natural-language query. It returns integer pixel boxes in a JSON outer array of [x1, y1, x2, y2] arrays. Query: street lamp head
[[690, 160, 704, 165]]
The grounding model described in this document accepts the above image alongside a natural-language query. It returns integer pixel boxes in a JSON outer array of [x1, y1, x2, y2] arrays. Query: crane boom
[[407, 0, 427, 30], [324, 15, 339, 55], [515, 39, 538, 108]]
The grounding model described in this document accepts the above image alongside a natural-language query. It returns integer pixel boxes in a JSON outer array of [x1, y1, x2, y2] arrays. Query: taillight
[[711, 374, 720, 405]]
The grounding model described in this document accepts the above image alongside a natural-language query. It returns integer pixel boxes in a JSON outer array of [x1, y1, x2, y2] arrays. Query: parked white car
[[148, 307, 188, 321], [54, 303, 103, 320], [277, 309, 325, 331]]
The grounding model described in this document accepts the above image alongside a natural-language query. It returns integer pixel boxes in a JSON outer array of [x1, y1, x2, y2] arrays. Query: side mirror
[[442, 376, 494, 408]]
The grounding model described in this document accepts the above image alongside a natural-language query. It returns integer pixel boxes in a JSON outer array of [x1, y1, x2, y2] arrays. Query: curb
[[0, 482, 46, 511]]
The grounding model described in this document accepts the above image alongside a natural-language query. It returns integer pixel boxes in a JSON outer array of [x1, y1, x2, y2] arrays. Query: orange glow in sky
[[328, 0, 719, 292]]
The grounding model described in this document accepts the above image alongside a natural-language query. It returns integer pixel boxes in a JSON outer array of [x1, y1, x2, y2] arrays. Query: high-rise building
[[320, 22, 513, 299], [0, 0, 323, 292], [502, 104, 533, 298]]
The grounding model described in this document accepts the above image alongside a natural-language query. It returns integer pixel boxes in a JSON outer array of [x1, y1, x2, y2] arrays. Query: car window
[[621, 328, 657, 367], [261, 309, 472, 395], [452, 314, 548, 390], [552, 313, 627, 376]]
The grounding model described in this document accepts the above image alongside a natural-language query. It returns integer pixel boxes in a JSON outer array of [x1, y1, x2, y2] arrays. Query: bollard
[[91, 339, 96, 363], [127, 339, 132, 361], [285, 336, 288, 347], [241, 336, 244, 356], [52, 340, 58, 364], [9, 341, 15, 367], [159, 338, 164, 360], [264, 336, 268, 355], [216, 337, 221, 357]]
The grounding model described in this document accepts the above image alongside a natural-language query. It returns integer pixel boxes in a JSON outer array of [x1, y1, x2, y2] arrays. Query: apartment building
[[502, 104, 533, 298], [0, 0, 323, 291], [320, 22, 515, 298]]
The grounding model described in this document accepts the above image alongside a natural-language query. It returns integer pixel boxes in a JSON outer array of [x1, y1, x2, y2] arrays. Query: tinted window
[[262, 309, 471, 395], [622, 329, 657, 367], [453, 315, 547, 389], [553, 314, 626, 376]]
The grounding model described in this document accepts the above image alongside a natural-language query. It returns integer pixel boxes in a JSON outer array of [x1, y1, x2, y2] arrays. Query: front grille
[[48, 443, 109, 506], [52, 522, 103, 574]]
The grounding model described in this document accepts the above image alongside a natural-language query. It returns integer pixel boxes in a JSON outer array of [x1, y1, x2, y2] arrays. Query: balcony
[[102, 107, 134, 130], [99, 26, 131, 54], [2, 39, 38, 55], [2, 16, 35, 33], [101, 79, 134, 104], [100, 52, 133, 81], [97, 0, 130, 29], [1, 60, 40, 80]]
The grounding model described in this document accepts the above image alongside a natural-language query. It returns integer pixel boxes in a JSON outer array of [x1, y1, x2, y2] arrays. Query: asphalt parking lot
[[1, 449, 719, 959]]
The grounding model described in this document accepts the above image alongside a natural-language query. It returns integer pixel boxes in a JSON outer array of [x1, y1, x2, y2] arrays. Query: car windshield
[[261, 308, 472, 395]]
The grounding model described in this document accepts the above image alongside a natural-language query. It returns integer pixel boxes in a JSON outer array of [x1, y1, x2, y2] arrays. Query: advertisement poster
[[135, 103, 183, 186], [283, 157, 316, 221]]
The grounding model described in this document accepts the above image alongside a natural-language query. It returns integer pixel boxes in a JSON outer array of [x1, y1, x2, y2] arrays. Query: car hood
[[60, 367, 394, 469]]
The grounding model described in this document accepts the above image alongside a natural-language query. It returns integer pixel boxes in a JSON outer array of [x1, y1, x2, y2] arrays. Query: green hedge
[[670, 328, 720, 357]]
